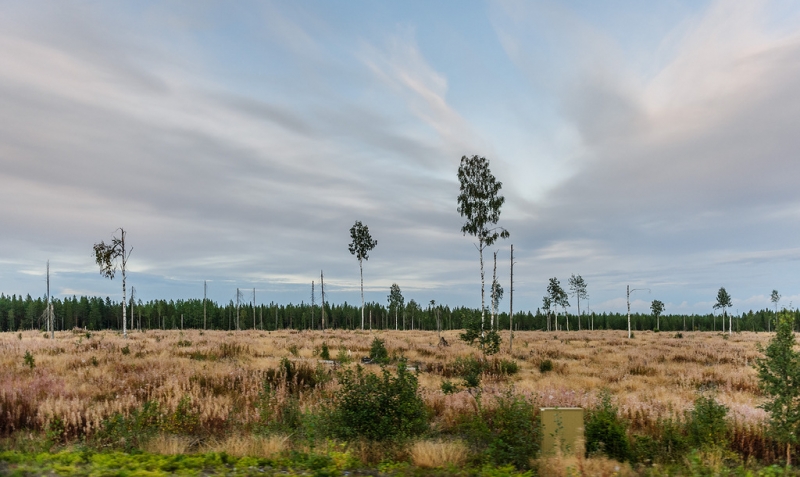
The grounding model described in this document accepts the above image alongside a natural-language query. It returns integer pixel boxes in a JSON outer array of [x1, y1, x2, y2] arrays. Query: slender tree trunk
[[203, 281, 207, 330], [122, 264, 127, 339], [577, 296, 581, 331], [627, 285, 631, 339], [479, 242, 485, 334], [727, 309, 731, 336], [509, 244, 514, 352], [360, 259, 365, 330], [787, 442, 791, 468], [320, 270, 326, 332]]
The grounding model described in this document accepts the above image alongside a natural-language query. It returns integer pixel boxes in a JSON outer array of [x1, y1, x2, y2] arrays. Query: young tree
[[754, 313, 800, 467], [771, 290, 781, 332], [542, 296, 552, 332], [651, 299, 665, 331], [547, 278, 568, 331], [407, 299, 419, 330], [93, 228, 132, 338], [348, 221, 377, 330], [714, 287, 733, 336], [388, 283, 404, 331], [568, 274, 588, 331], [457, 155, 509, 334]]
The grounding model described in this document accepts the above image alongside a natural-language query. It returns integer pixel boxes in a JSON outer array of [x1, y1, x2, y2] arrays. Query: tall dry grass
[[409, 439, 468, 468], [0, 328, 772, 456]]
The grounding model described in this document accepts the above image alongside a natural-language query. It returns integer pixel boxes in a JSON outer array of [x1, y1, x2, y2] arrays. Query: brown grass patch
[[409, 439, 468, 468], [202, 434, 287, 457], [143, 434, 192, 454]]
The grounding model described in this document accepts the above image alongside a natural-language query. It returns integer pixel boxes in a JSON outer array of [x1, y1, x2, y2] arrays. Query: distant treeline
[[0, 293, 792, 333]]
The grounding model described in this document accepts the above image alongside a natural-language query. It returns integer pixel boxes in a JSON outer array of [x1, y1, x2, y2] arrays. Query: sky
[[2, 0, 800, 315]]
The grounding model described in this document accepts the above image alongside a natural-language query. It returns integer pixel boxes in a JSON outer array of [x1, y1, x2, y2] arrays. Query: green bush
[[320, 342, 330, 360], [441, 380, 459, 394], [368, 338, 389, 364], [264, 357, 324, 395], [585, 390, 629, 462], [498, 359, 519, 375], [687, 395, 728, 449], [94, 401, 161, 450], [539, 359, 553, 373], [336, 347, 352, 364], [454, 356, 485, 388], [330, 360, 427, 442], [23, 350, 34, 369], [461, 392, 540, 469], [630, 418, 689, 465]]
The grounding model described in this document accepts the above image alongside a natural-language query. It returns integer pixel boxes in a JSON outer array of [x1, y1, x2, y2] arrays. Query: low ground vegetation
[[0, 328, 797, 475]]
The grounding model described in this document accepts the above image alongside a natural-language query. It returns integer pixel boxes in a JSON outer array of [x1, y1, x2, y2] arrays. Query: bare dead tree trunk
[[253, 288, 256, 330], [509, 245, 514, 353], [203, 281, 207, 330], [320, 270, 326, 332], [121, 230, 128, 339], [311, 281, 315, 330]]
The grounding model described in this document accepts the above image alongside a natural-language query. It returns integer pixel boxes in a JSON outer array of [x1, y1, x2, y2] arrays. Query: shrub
[[94, 401, 162, 450], [320, 342, 330, 360], [453, 356, 485, 388], [264, 357, 323, 395], [121, 345, 130, 355], [331, 360, 427, 442], [369, 338, 389, 364], [687, 395, 728, 449], [461, 392, 540, 469], [288, 344, 299, 357], [498, 359, 519, 375], [585, 390, 630, 462], [336, 347, 352, 364], [258, 391, 302, 433], [23, 350, 34, 369], [441, 380, 459, 395], [539, 359, 553, 373], [631, 418, 689, 465]]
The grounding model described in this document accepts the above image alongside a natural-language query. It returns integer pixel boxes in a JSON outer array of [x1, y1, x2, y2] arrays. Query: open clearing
[[0, 329, 781, 475]]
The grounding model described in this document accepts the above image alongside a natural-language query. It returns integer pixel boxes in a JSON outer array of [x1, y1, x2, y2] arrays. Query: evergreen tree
[[755, 313, 800, 467]]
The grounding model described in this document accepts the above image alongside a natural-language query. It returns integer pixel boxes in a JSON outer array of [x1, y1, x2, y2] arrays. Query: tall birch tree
[[93, 228, 131, 338], [388, 283, 403, 331], [349, 221, 377, 330], [456, 155, 509, 334]]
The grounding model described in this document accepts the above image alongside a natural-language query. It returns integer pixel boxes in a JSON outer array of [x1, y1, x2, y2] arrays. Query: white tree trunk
[[479, 242, 485, 334], [360, 259, 365, 330]]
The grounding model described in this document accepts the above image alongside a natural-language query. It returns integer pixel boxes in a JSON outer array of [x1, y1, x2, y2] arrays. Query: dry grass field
[[0, 328, 781, 472]]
